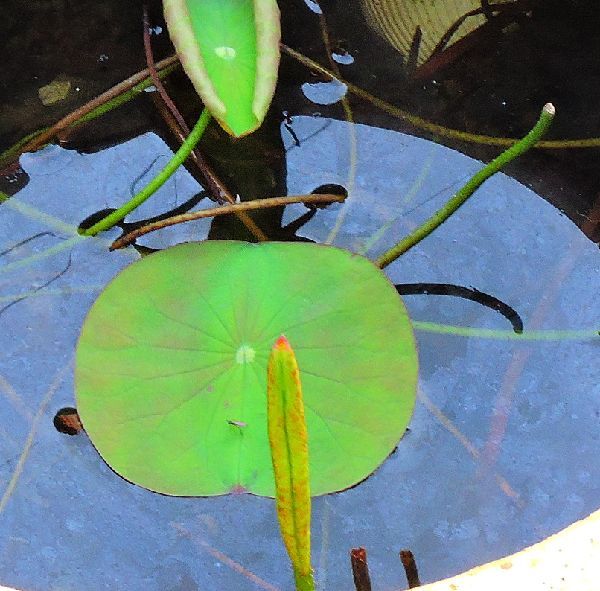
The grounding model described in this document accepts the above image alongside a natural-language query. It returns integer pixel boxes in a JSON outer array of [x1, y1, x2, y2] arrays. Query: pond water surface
[[1, 1, 599, 590]]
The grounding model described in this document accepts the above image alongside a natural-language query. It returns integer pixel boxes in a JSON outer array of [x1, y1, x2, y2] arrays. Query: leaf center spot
[[214, 46, 237, 60], [236, 344, 256, 364]]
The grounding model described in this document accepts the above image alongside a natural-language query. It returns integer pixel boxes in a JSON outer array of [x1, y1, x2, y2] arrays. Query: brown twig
[[143, 6, 189, 134], [143, 6, 225, 204], [350, 548, 372, 591], [143, 8, 229, 205], [110, 193, 346, 250], [141, 7, 269, 242], [399, 549, 421, 588], [8, 54, 179, 162]]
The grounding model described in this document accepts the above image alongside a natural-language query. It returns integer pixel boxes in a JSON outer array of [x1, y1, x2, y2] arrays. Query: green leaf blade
[[164, 0, 280, 137], [267, 335, 312, 581]]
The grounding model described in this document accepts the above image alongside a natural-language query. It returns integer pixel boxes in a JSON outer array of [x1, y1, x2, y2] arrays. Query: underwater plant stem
[[110, 193, 346, 249], [375, 103, 555, 269], [281, 45, 598, 149], [82, 108, 212, 236], [0, 55, 179, 171]]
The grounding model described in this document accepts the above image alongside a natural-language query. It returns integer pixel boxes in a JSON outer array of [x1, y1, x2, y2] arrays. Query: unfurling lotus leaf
[[163, 0, 281, 137]]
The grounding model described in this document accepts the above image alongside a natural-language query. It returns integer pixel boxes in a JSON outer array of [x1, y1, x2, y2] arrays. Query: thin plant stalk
[[142, 8, 227, 205], [110, 193, 346, 250], [375, 103, 555, 268], [143, 6, 190, 136], [81, 108, 212, 236], [74, 62, 178, 127], [350, 548, 372, 591], [0, 55, 179, 170], [280, 45, 594, 149], [140, 12, 268, 241], [399, 549, 421, 588]]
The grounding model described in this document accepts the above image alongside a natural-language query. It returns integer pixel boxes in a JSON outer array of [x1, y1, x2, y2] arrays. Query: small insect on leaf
[[227, 419, 248, 428]]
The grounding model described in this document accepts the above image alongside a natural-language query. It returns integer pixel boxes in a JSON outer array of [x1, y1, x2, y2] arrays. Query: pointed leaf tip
[[274, 335, 291, 350]]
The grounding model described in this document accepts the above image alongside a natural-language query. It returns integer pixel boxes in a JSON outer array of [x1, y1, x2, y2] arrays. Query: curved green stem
[[376, 103, 555, 269], [81, 108, 211, 236]]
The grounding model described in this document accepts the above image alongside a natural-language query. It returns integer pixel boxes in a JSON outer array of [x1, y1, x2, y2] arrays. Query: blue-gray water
[[1, 118, 598, 590]]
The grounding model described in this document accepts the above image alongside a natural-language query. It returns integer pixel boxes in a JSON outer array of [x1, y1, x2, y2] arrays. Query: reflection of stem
[[316, 11, 358, 246], [0, 357, 73, 514], [375, 104, 555, 268], [480, 231, 592, 472], [81, 109, 212, 236], [358, 148, 435, 255], [412, 321, 599, 341], [110, 193, 346, 250], [418, 386, 523, 505], [172, 523, 281, 591], [0, 55, 179, 170]]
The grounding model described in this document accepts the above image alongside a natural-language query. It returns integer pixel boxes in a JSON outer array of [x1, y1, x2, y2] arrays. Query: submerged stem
[[376, 103, 555, 269], [0, 55, 179, 171], [81, 109, 212, 236]]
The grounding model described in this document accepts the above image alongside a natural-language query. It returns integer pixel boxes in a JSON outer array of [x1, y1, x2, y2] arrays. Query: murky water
[[1, 1, 599, 590]]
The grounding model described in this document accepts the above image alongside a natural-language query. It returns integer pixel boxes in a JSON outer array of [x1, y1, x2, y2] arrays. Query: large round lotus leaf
[[75, 241, 418, 496]]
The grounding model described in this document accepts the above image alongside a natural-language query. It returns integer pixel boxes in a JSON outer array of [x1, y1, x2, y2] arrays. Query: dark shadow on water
[[396, 283, 523, 333]]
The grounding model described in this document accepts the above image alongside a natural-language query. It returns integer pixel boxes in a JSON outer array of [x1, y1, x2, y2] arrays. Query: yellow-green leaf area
[[75, 241, 418, 497], [267, 336, 311, 579]]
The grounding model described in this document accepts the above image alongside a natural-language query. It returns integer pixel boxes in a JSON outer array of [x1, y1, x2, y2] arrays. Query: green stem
[[81, 108, 212, 236], [375, 103, 556, 269]]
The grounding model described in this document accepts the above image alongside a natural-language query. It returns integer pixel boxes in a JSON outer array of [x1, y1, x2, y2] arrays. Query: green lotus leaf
[[75, 241, 418, 496]]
